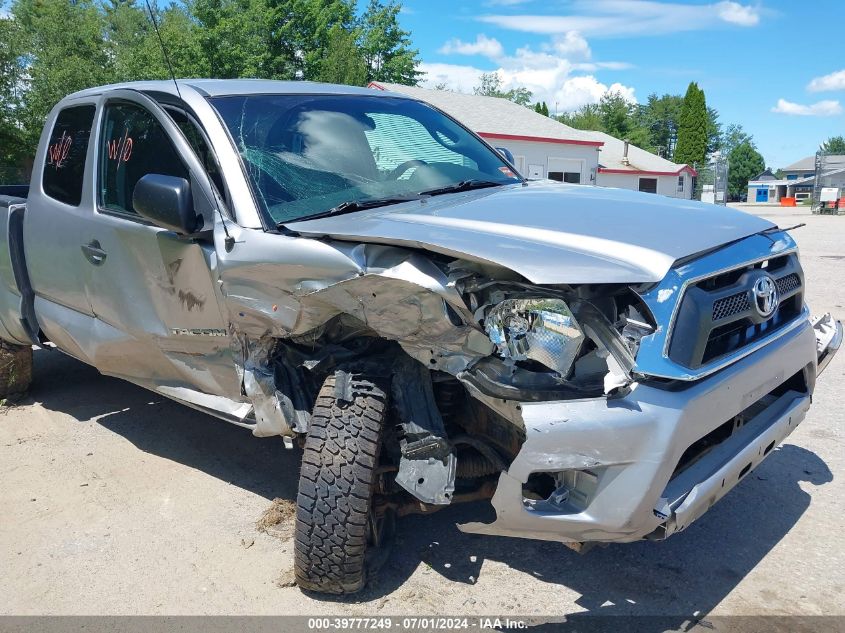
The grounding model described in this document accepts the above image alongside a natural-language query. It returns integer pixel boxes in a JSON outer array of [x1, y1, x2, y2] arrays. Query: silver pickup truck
[[0, 79, 840, 594]]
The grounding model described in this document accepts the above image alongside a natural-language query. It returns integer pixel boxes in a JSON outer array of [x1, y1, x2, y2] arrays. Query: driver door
[[77, 92, 245, 411]]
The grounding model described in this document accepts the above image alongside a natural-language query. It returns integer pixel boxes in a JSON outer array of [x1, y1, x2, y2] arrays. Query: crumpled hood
[[288, 182, 775, 284]]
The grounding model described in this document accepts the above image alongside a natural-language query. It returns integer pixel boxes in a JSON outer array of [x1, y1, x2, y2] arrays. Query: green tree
[[13, 0, 112, 152], [106, 1, 209, 81], [541, 101, 549, 117], [359, 0, 420, 85], [102, 0, 152, 81], [2, 0, 427, 173], [316, 24, 366, 85], [191, 0, 286, 78], [674, 82, 708, 167], [597, 91, 653, 151], [820, 135, 845, 154], [0, 14, 25, 181], [636, 93, 682, 159], [728, 141, 765, 199], [706, 105, 721, 155], [720, 123, 754, 158], [558, 103, 603, 131], [473, 72, 532, 106], [598, 91, 631, 139]]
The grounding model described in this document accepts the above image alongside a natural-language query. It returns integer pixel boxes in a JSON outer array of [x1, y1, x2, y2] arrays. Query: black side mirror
[[495, 147, 515, 164], [133, 174, 202, 234]]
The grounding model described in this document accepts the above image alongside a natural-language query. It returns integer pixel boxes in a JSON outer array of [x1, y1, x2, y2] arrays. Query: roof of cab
[[65, 78, 412, 100]]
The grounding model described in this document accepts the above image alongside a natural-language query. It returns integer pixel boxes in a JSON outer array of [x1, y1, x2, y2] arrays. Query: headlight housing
[[484, 298, 585, 377]]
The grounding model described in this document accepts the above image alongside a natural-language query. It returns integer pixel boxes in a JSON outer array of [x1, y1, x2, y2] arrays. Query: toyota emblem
[[752, 275, 779, 318]]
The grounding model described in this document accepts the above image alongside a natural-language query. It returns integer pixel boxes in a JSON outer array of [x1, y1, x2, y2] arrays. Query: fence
[[694, 153, 729, 205], [812, 151, 845, 214]]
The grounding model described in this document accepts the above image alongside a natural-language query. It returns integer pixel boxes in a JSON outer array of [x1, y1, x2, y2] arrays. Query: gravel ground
[[1, 205, 843, 620]]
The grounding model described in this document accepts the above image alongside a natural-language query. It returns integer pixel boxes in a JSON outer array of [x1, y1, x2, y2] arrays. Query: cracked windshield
[[211, 94, 521, 223]]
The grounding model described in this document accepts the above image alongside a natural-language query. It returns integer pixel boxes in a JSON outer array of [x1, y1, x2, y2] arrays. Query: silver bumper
[[459, 315, 841, 543]]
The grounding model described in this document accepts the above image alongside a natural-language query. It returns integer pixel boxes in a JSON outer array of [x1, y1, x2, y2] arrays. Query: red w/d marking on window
[[47, 132, 72, 168], [107, 128, 133, 165]]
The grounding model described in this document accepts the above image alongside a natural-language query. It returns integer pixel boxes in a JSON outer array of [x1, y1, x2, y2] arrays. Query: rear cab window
[[42, 105, 96, 206]]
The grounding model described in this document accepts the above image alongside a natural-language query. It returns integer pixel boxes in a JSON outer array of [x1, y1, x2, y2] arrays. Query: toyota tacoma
[[0, 79, 840, 594]]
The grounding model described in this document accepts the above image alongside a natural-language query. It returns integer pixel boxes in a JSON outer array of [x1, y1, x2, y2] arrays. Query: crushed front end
[[220, 225, 839, 547], [456, 232, 841, 544]]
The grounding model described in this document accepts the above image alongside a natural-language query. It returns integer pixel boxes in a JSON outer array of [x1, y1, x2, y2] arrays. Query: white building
[[589, 131, 696, 199], [747, 155, 845, 204], [369, 81, 602, 185], [369, 82, 695, 199]]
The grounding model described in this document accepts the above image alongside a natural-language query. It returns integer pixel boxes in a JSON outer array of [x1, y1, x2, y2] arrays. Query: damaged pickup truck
[[0, 80, 841, 594]]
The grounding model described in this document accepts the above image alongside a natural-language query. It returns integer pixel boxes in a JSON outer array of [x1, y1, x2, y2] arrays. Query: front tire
[[294, 371, 388, 594]]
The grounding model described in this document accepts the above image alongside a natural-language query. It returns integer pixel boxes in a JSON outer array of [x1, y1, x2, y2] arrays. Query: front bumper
[[458, 315, 841, 543]]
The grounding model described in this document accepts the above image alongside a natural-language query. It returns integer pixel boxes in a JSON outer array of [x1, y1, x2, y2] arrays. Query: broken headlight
[[484, 298, 585, 377]]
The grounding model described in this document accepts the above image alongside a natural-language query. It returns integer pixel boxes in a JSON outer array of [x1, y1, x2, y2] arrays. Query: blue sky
[[397, 0, 845, 168]]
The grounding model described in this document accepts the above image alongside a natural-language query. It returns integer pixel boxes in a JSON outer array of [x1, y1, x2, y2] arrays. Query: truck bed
[[0, 185, 29, 199]]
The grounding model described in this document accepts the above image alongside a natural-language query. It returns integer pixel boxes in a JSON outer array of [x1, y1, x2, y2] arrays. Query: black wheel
[[294, 371, 390, 594]]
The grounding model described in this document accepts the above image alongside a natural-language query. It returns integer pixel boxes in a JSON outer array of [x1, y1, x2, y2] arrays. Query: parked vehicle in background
[[0, 80, 840, 594]]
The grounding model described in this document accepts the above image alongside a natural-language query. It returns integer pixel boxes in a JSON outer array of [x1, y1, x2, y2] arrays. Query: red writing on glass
[[47, 132, 72, 168], [107, 128, 133, 165]]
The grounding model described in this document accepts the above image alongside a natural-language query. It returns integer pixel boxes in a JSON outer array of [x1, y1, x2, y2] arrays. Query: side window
[[166, 107, 225, 196], [98, 102, 188, 215], [42, 105, 96, 206]]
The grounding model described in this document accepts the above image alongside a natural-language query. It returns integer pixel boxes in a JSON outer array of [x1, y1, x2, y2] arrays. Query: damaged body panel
[[3, 79, 840, 581]]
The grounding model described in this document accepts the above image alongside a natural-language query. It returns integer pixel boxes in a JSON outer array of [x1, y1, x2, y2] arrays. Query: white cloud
[[420, 53, 636, 114], [807, 69, 845, 93], [439, 34, 504, 58], [771, 99, 842, 117], [428, 26, 635, 113], [554, 77, 636, 111], [716, 1, 760, 26], [419, 62, 490, 93], [572, 61, 633, 71], [550, 31, 591, 60], [478, 0, 762, 37]]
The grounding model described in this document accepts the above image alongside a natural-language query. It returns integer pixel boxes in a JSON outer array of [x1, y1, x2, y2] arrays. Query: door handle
[[81, 240, 107, 266]]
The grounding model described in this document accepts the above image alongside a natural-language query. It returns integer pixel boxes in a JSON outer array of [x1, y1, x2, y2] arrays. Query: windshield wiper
[[418, 179, 504, 197], [292, 195, 421, 223]]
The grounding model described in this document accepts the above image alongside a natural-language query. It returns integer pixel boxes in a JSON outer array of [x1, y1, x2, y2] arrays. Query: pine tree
[[674, 82, 708, 167], [317, 24, 367, 86]]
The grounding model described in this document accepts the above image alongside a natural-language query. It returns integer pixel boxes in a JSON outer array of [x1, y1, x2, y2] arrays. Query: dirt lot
[[1, 206, 843, 619]]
